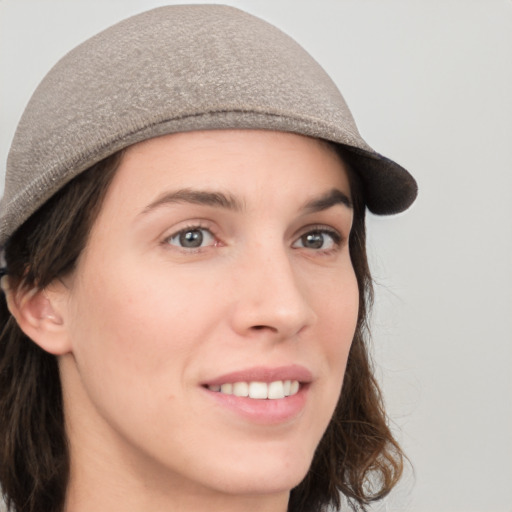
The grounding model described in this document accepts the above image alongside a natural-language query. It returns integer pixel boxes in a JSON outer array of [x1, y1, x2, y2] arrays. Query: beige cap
[[0, 4, 417, 245]]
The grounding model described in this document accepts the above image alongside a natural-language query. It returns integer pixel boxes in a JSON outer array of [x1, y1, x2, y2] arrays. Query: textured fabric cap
[[0, 4, 417, 245]]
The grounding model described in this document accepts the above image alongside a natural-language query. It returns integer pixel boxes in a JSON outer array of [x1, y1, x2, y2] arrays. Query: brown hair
[[0, 153, 122, 512], [0, 147, 403, 512]]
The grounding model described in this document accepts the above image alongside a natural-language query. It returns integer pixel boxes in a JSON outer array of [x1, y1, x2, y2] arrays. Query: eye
[[292, 229, 341, 251], [166, 227, 216, 249]]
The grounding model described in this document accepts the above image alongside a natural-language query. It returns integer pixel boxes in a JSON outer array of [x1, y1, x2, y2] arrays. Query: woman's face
[[58, 130, 359, 501]]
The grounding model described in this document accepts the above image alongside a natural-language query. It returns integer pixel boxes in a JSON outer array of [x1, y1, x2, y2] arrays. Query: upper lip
[[203, 365, 313, 386]]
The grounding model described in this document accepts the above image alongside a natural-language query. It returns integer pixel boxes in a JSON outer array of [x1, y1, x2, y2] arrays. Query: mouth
[[200, 365, 312, 423], [206, 379, 301, 400]]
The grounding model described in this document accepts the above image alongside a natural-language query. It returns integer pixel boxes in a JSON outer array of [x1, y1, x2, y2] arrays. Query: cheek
[[310, 263, 360, 406], [319, 266, 359, 355], [66, 258, 224, 383], [62, 263, 219, 446], [326, 273, 359, 392]]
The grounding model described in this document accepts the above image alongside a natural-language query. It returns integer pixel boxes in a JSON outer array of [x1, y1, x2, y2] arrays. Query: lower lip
[[202, 385, 309, 425]]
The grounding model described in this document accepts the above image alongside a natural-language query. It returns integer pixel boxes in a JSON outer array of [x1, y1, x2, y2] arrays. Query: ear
[[3, 276, 72, 355]]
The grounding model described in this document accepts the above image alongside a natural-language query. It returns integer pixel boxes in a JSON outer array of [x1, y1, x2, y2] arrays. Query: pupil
[[303, 232, 323, 249], [180, 230, 203, 248]]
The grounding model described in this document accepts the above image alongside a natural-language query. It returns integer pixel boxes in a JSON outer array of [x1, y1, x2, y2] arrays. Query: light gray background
[[1, 1, 511, 511]]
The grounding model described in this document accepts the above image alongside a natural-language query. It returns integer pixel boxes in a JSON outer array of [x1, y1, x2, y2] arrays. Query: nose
[[229, 244, 317, 340]]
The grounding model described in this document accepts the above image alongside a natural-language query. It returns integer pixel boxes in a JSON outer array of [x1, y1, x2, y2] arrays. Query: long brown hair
[[0, 146, 403, 512], [0, 153, 122, 512]]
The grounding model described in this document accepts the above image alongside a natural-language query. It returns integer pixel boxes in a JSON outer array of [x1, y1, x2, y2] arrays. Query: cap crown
[[0, 5, 417, 245]]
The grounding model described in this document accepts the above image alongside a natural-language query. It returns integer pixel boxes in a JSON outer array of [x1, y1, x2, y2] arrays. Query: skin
[[13, 130, 359, 512]]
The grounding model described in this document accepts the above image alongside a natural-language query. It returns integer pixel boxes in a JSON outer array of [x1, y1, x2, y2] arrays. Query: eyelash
[[162, 224, 344, 254]]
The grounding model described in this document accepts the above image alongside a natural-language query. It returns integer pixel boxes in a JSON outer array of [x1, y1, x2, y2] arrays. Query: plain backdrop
[[1, 1, 511, 511]]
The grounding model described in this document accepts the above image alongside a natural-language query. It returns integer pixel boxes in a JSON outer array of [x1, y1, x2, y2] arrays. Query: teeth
[[233, 381, 249, 397], [249, 381, 268, 399], [268, 380, 285, 399], [208, 380, 300, 399], [220, 383, 233, 394]]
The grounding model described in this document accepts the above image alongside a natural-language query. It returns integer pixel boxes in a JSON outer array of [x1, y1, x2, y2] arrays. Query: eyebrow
[[141, 188, 245, 214], [302, 188, 352, 212], [140, 186, 352, 216]]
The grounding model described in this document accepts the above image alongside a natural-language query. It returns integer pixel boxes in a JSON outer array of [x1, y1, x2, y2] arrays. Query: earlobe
[[3, 277, 72, 355]]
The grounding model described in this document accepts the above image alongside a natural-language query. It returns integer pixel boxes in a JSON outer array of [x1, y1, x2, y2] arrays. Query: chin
[[201, 447, 313, 497], [212, 473, 307, 498]]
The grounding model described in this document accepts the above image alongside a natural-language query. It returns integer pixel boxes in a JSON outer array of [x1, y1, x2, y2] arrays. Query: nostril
[[251, 325, 277, 332]]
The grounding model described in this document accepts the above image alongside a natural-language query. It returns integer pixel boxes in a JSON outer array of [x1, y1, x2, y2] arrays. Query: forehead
[[110, 130, 351, 205]]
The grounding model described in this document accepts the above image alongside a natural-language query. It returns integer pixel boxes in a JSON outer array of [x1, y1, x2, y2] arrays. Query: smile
[[207, 380, 300, 399]]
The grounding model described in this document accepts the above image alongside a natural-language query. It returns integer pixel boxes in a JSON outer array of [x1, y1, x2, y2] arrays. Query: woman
[[0, 5, 417, 512]]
